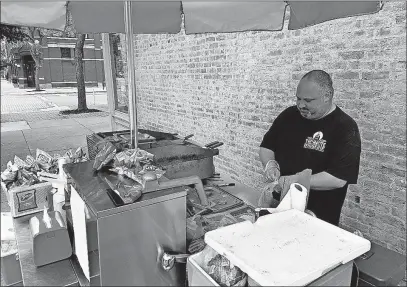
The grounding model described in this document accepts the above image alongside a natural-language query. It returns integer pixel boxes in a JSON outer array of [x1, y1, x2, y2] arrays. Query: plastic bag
[[258, 181, 281, 208], [93, 141, 117, 171], [187, 215, 205, 241]]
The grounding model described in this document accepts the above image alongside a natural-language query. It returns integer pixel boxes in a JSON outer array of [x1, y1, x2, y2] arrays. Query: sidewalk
[[1, 79, 109, 120], [1, 113, 112, 212], [2, 80, 107, 96]]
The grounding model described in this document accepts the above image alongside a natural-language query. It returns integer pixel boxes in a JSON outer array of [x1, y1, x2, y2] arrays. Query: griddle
[[187, 185, 244, 217]]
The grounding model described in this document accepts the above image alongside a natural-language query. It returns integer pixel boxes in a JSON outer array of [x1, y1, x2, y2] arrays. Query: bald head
[[296, 70, 335, 120], [301, 70, 334, 99]]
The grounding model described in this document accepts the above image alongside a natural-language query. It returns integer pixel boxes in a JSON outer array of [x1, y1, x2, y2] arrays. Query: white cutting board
[[204, 209, 371, 286]]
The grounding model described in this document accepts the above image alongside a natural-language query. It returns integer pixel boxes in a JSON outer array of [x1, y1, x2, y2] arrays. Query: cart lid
[[204, 209, 371, 286]]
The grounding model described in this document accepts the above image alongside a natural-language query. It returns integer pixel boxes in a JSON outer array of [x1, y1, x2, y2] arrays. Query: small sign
[[16, 189, 38, 212]]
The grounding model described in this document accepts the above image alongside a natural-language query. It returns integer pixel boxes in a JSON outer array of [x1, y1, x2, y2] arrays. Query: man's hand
[[264, 160, 280, 182]]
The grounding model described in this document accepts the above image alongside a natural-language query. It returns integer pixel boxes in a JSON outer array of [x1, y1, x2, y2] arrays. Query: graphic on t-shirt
[[304, 131, 326, 152]]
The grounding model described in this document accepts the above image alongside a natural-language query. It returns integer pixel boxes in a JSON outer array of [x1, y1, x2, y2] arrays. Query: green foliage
[[0, 24, 29, 43]]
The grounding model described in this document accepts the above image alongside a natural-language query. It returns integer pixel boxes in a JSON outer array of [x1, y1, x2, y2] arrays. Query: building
[[9, 33, 104, 89]]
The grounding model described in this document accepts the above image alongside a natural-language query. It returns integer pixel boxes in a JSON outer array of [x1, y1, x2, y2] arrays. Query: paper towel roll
[[58, 158, 70, 180], [276, 189, 292, 212], [290, 183, 308, 212]]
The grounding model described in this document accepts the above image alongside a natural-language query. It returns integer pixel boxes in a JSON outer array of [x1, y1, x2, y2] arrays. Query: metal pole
[[124, 1, 138, 149]]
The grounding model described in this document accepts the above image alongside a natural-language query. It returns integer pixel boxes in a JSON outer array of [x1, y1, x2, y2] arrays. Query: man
[[259, 70, 361, 226]]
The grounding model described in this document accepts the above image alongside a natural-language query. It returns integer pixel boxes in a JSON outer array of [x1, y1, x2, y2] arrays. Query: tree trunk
[[75, 34, 87, 111], [34, 64, 41, 91]]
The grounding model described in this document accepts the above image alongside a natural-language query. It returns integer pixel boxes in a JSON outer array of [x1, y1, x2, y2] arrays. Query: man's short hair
[[301, 70, 334, 99]]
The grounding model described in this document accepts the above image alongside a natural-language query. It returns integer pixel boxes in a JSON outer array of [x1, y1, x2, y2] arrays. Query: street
[[1, 79, 108, 116]]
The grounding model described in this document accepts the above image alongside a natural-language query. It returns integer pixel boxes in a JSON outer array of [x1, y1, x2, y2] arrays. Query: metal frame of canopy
[[124, 1, 138, 149]]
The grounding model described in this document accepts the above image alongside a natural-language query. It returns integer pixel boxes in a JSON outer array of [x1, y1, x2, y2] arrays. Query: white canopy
[[1, 1, 383, 147], [1, 1, 382, 34]]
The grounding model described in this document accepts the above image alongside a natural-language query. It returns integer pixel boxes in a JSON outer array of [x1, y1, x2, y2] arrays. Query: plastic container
[[188, 249, 354, 287], [1, 212, 22, 286], [355, 242, 406, 286], [29, 210, 72, 267], [187, 251, 219, 286]]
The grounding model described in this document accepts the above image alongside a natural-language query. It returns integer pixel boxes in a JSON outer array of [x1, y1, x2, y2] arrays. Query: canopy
[[1, 1, 382, 34], [1, 1, 383, 148]]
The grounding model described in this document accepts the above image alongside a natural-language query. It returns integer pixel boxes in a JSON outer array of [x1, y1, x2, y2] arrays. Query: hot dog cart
[[54, 130, 370, 287]]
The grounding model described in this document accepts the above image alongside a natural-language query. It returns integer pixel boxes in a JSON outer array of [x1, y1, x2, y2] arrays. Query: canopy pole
[[124, 1, 138, 149]]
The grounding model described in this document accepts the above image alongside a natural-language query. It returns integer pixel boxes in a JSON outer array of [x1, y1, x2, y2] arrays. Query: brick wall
[[127, 3, 406, 254]]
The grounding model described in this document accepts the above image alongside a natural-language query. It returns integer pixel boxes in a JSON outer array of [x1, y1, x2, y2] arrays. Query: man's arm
[[310, 172, 347, 191], [313, 122, 361, 191], [259, 147, 276, 168]]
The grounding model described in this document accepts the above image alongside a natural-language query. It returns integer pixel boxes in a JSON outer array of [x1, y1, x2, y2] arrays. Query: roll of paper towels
[[290, 183, 308, 212], [276, 189, 292, 212]]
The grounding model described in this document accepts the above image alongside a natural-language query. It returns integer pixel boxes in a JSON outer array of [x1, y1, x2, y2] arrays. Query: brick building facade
[[10, 33, 104, 89], [111, 2, 406, 255]]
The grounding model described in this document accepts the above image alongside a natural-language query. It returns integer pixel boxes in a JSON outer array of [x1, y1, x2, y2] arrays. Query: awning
[[0, 2, 67, 31], [1, 1, 383, 34], [287, 1, 383, 30], [69, 1, 182, 34], [182, 2, 287, 34]]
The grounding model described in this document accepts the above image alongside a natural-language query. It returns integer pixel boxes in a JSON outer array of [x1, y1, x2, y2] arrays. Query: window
[[60, 47, 71, 58]]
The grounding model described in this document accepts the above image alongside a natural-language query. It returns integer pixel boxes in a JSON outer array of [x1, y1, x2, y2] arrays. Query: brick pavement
[[1, 95, 52, 114]]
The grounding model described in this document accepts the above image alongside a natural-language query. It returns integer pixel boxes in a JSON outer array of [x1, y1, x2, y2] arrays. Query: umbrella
[[1, 1, 383, 147]]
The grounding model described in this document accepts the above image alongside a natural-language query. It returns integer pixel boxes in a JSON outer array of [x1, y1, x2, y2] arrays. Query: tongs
[[205, 141, 224, 149], [188, 201, 216, 219], [172, 134, 194, 145]]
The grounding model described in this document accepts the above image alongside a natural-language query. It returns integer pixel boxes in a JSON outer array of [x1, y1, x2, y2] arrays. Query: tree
[[1, 25, 54, 90], [65, 5, 88, 111], [0, 24, 29, 43], [75, 34, 87, 110], [24, 27, 47, 91], [28, 40, 43, 91], [0, 25, 27, 78], [1, 4, 89, 110]]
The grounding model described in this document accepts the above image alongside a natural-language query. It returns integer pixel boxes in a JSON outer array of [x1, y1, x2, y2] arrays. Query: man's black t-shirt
[[260, 105, 361, 226]]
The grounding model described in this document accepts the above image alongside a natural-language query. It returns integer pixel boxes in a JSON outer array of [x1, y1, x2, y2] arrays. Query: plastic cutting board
[[204, 209, 371, 287]]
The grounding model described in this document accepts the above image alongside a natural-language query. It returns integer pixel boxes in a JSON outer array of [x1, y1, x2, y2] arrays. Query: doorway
[[22, 55, 35, 88]]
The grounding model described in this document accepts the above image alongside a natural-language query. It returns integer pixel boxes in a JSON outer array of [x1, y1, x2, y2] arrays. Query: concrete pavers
[[27, 118, 79, 129], [1, 121, 31, 132], [26, 134, 88, 155]]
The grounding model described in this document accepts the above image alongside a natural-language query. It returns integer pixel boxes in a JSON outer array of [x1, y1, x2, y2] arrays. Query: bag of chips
[[93, 141, 117, 171]]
